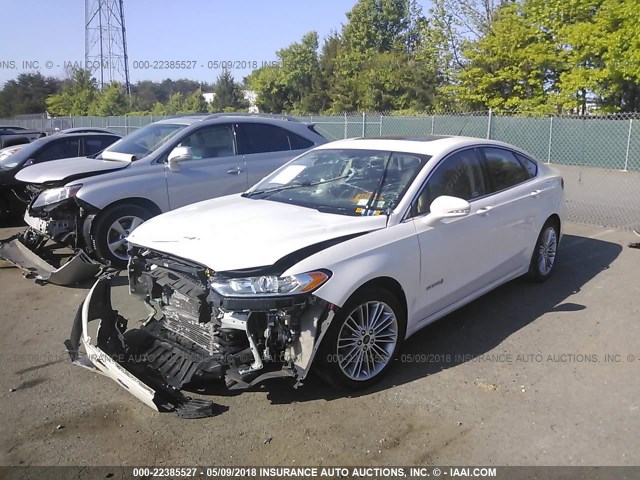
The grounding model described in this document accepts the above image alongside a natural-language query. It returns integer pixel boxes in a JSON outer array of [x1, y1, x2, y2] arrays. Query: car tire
[[316, 286, 406, 390], [0, 194, 9, 225], [526, 218, 559, 282], [91, 203, 153, 269]]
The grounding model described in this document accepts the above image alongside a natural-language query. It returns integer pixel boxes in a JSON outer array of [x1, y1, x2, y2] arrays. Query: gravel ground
[[0, 223, 638, 467]]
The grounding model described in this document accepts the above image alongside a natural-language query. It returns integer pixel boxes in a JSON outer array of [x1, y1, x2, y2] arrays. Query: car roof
[[29, 132, 122, 145], [316, 136, 534, 158], [59, 127, 122, 135], [153, 113, 307, 127]]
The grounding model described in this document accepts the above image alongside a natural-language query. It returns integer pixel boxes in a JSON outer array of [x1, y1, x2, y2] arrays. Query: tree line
[[0, 69, 249, 118], [247, 0, 640, 114], [1, 0, 638, 118]]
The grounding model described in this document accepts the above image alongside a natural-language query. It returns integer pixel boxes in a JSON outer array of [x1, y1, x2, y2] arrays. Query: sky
[[0, 0, 431, 89]]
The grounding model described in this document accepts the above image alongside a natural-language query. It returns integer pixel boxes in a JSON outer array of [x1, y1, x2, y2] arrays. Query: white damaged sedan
[[66, 136, 565, 417]]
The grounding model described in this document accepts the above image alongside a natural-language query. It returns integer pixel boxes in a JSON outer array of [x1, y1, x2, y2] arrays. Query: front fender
[[282, 221, 421, 313], [75, 162, 169, 212]]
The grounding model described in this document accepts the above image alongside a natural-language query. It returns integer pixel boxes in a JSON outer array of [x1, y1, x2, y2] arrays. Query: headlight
[[32, 184, 82, 209], [210, 270, 331, 297], [0, 146, 23, 161]]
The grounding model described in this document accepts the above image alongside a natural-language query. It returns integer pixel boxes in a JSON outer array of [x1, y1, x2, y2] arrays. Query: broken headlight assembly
[[209, 270, 331, 297], [31, 184, 82, 211]]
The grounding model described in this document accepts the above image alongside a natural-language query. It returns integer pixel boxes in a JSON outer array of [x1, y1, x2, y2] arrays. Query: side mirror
[[423, 195, 470, 226], [167, 146, 193, 172]]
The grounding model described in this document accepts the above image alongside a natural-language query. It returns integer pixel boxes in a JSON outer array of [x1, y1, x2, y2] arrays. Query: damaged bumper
[[66, 251, 335, 416], [0, 231, 101, 285], [65, 275, 217, 418]]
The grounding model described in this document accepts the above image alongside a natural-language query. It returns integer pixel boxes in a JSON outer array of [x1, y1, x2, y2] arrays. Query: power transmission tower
[[84, 0, 131, 95]]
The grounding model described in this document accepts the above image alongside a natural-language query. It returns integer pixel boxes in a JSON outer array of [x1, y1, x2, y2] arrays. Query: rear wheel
[[527, 219, 559, 282], [91, 203, 153, 268], [317, 286, 405, 390]]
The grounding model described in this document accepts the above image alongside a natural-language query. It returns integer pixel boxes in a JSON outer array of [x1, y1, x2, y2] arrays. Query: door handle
[[226, 167, 244, 175], [476, 206, 493, 215], [530, 189, 542, 198]]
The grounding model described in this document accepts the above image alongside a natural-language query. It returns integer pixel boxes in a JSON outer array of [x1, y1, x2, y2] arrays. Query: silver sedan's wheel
[[106, 215, 144, 262], [337, 301, 399, 381], [92, 203, 154, 268], [537, 226, 557, 276], [527, 219, 560, 282]]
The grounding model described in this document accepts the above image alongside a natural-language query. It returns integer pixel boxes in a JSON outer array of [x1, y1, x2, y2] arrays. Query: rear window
[[515, 153, 538, 178], [237, 123, 291, 154], [482, 147, 531, 193], [288, 131, 314, 150]]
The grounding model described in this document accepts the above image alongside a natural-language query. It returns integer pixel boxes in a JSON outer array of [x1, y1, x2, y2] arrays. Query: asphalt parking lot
[[0, 223, 638, 467]]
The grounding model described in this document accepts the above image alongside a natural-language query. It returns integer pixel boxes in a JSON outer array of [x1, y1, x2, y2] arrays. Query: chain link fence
[[1, 111, 639, 231]]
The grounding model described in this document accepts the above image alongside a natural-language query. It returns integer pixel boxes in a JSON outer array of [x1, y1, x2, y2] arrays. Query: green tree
[[46, 69, 98, 116], [246, 66, 290, 113], [0, 73, 62, 117], [449, 2, 563, 112], [89, 82, 128, 116], [209, 70, 248, 112], [331, 0, 426, 111], [181, 89, 209, 113]]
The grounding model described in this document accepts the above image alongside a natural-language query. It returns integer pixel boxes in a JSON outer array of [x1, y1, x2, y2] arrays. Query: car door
[[164, 123, 247, 210], [477, 147, 540, 273], [32, 137, 81, 163], [409, 147, 501, 325], [235, 123, 307, 186]]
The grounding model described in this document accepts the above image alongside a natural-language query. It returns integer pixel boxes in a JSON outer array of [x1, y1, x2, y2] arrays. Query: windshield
[[101, 123, 186, 161], [0, 139, 45, 170], [245, 148, 430, 216]]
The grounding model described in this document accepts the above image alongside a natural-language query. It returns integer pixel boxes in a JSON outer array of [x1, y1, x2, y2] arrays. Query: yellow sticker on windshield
[[355, 207, 382, 216], [352, 193, 372, 203]]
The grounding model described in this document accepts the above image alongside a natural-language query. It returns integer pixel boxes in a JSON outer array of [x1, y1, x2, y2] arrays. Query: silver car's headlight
[[32, 184, 82, 209], [210, 270, 331, 297]]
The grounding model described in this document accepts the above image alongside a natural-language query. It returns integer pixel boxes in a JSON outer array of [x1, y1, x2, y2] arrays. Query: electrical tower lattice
[[84, 0, 130, 94]]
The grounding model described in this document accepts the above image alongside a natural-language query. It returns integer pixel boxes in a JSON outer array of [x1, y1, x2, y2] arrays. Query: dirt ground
[[0, 223, 638, 467]]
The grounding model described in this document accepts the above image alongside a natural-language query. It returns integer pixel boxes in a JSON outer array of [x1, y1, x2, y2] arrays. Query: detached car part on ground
[[0, 114, 325, 285], [66, 136, 566, 417]]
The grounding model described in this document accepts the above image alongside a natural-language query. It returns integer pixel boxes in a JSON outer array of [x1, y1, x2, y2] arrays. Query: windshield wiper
[[243, 174, 349, 198], [362, 153, 393, 214]]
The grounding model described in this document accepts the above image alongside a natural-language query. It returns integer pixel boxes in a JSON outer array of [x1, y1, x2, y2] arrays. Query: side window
[[288, 131, 314, 150], [515, 153, 538, 178], [179, 124, 235, 159], [411, 149, 485, 217], [34, 138, 81, 162], [482, 148, 531, 192], [84, 136, 117, 156], [237, 123, 291, 154]]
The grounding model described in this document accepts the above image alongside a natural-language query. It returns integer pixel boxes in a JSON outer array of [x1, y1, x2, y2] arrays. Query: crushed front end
[[65, 246, 335, 417], [0, 184, 101, 284]]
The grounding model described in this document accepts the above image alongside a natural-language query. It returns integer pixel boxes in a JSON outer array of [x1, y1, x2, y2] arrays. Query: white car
[[67, 136, 566, 417]]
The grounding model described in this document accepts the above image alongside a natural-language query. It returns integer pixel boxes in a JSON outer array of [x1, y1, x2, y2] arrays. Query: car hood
[[128, 195, 387, 272], [15, 157, 129, 185]]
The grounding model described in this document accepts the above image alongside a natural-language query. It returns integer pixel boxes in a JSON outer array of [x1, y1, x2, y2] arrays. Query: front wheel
[[0, 194, 9, 225], [317, 287, 405, 390], [91, 204, 153, 268], [527, 219, 559, 282]]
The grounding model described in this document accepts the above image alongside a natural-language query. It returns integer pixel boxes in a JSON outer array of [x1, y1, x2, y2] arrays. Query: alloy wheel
[[336, 301, 398, 381], [538, 226, 557, 276], [106, 215, 144, 261]]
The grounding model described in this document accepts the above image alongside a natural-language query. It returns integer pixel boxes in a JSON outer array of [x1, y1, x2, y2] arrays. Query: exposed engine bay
[[65, 246, 335, 418], [0, 184, 102, 284]]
